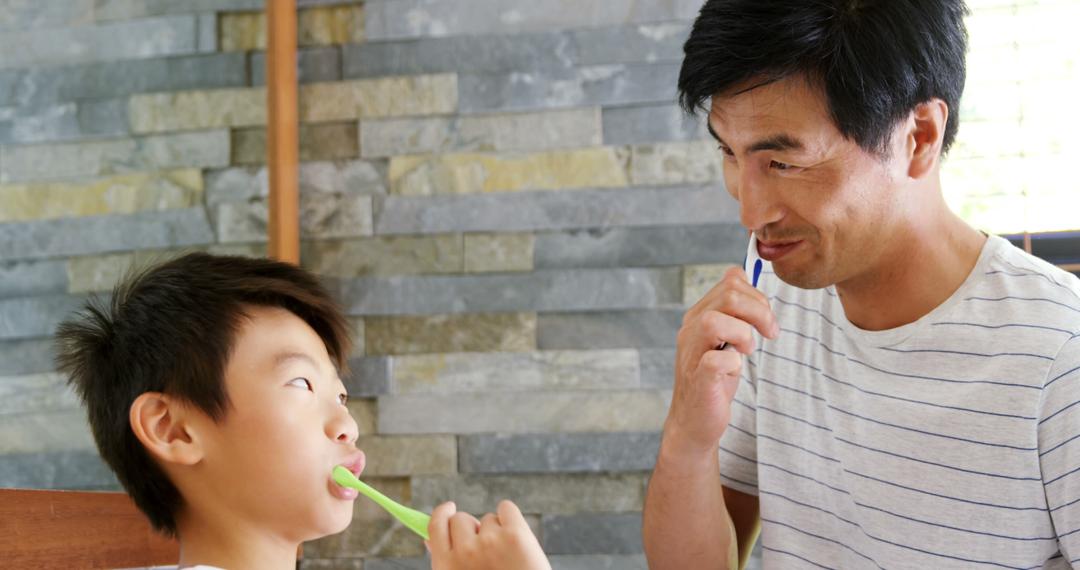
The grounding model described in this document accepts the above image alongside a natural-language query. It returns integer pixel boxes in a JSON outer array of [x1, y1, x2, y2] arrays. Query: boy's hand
[[427, 500, 552, 570]]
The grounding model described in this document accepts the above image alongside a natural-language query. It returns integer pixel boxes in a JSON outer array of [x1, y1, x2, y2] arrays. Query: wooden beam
[[1060, 263, 1080, 272], [266, 0, 300, 264]]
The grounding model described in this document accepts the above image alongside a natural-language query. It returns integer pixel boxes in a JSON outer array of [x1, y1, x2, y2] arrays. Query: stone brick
[[570, 23, 690, 66], [458, 64, 679, 113], [197, 12, 217, 52], [534, 224, 747, 269], [231, 123, 361, 165], [388, 148, 627, 195], [359, 108, 601, 158], [77, 98, 131, 138], [411, 473, 648, 515], [391, 349, 638, 394], [638, 348, 675, 389], [296, 559, 364, 570], [464, 233, 534, 273], [343, 32, 574, 78], [303, 518, 425, 559], [300, 74, 458, 122], [250, 46, 342, 86], [0, 169, 203, 222], [129, 87, 265, 133], [0, 130, 229, 183], [0, 260, 67, 298], [0, 450, 118, 490], [537, 310, 683, 350], [0, 0, 94, 31], [549, 555, 649, 570], [348, 399, 377, 435], [627, 141, 723, 185], [206, 160, 382, 204], [374, 185, 740, 235], [364, 0, 699, 40], [67, 253, 135, 294], [93, 0, 350, 20], [602, 103, 707, 146], [378, 390, 671, 434], [343, 356, 391, 398], [354, 435, 456, 476], [336, 267, 682, 316], [0, 372, 78, 415], [220, 5, 363, 51], [0, 208, 214, 262], [684, 264, 738, 306], [0, 295, 92, 341], [300, 235, 462, 278], [543, 513, 643, 555], [0, 338, 57, 376], [0, 409, 95, 454], [459, 432, 660, 474], [365, 313, 536, 356], [347, 317, 365, 357], [362, 560, 429, 570], [0, 15, 198, 69], [213, 194, 373, 243]]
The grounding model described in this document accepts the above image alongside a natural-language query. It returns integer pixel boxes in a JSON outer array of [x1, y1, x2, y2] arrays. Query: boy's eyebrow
[[273, 351, 319, 369], [707, 122, 805, 153]]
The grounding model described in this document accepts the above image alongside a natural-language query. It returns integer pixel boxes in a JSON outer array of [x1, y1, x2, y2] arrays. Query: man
[[643, 1, 1080, 568]]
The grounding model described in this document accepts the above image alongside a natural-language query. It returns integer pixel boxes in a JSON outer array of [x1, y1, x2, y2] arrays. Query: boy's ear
[[130, 392, 204, 466]]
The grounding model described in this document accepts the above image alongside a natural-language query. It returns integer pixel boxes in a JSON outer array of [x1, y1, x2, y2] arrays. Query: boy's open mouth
[[329, 451, 366, 500]]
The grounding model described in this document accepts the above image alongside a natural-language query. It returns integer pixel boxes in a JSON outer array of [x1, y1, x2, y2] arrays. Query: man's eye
[[771, 160, 793, 170], [288, 378, 313, 391], [717, 145, 735, 157]]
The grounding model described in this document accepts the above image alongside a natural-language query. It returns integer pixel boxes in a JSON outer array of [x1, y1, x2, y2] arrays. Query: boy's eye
[[337, 393, 349, 406], [288, 377, 313, 391]]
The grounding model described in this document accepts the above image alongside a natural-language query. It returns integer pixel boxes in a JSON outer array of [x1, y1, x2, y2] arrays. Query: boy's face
[[187, 305, 363, 541]]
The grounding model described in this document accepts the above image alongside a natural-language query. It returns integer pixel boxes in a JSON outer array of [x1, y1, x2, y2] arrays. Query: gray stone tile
[[77, 98, 130, 138], [459, 63, 680, 113], [379, 390, 671, 435], [0, 0, 95, 31], [197, 12, 217, 52], [550, 554, 649, 570], [535, 224, 748, 269], [0, 130, 230, 183], [0, 338, 57, 376], [602, 103, 707, 146], [0, 295, 91, 340], [0, 98, 130, 144], [93, 0, 347, 20], [0, 259, 68, 298], [361, 559, 429, 570], [343, 32, 575, 78], [0, 372, 79, 415], [0, 208, 214, 262], [336, 267, 681, 316], [459, 432, 660, 474], [364, 0, 700, 40], [206, 160, 385, 205], [569, 23, 690, 66], [0, 450, 119, 490], [343, 356, 391, 397], [374, 185, 740, 235], [639, 348, 675, 389], [543, 512, 644, 555], [0, 53, 247, 108], [0, 15, 199, 69], [251, 46, 342, 86], [537, 310, 683, 350], [411, 473, 648, 514], [0, 408, 96, 453]]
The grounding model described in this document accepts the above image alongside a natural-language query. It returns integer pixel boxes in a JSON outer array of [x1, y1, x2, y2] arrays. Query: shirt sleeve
[[1038, 333, 1080, 567], [718, 349, 760, 496]]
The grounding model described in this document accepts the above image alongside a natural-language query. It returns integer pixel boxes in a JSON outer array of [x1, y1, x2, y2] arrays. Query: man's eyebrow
[[707, 122, 806, 154]]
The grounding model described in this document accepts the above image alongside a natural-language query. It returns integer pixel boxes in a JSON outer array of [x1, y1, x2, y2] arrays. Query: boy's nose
[[328, 408, 359, 445]]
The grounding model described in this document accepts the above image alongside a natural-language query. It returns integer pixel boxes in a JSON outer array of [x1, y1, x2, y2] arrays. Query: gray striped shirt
[[720, 235, 1080, 569]]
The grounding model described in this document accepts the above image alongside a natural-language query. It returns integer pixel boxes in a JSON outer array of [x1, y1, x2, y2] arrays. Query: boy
[[56, 252, 549, 569]]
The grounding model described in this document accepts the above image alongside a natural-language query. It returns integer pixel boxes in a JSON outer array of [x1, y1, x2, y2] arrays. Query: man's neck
[[835, 207, 987, 332], [176, 510, 300, 570]]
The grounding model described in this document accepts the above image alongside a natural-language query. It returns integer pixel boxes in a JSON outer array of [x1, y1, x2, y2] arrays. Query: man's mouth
[[757, 239, 802, 262]]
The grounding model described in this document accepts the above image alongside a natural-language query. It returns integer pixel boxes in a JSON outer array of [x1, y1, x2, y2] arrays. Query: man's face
[[191, 305, 363, 541], [709, 76, 906, 289]]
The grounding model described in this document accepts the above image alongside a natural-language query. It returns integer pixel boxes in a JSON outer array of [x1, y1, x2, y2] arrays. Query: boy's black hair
[[678, 0, 969, 155], [54, 253, 351, 536]]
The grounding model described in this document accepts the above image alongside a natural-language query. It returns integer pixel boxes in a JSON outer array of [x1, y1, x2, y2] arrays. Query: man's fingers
[[428, 501, 457, 551]]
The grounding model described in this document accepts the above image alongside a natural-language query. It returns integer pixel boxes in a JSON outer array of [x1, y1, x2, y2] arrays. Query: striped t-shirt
[[720, 235, 1080, 569]]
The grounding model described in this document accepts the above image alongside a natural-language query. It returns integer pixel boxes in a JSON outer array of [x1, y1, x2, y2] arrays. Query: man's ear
[[904, 98, 949, 180], [130, 392, 204, 466]]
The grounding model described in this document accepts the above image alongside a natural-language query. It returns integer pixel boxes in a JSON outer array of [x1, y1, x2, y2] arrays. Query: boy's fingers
[[428, 501, 456, 550], [496, 500, 527, 528], [449, 511, 481, 548], [478, 512, 501, 535]]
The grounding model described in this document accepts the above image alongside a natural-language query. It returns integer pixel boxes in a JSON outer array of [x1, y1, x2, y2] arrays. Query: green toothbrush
[[332, 465, 431, 540]]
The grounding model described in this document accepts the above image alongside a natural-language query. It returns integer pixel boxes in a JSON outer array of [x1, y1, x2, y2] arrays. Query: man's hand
[[666, 265, 779, 457], [428, 500, 552, 570]]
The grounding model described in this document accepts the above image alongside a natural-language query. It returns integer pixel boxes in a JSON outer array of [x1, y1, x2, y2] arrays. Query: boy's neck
[[176, 510, 300, 570]]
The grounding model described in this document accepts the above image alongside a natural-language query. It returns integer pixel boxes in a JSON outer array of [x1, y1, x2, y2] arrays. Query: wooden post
[[266, 0, 300, 264]]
